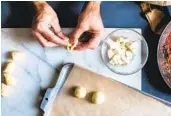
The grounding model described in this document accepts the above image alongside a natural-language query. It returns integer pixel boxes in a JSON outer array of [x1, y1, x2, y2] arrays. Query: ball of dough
[[74, 86, 86, 98], [92, 92, 105, 104], [3, 73, 16, 86], [1, 83, 10, 97], [11, 51, 25, 61], [3, 61, 15, 73]]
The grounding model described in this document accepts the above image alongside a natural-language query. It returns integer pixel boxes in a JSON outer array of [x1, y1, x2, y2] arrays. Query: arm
[[32, 1, 47, 11], [85, 1, 101, 11]]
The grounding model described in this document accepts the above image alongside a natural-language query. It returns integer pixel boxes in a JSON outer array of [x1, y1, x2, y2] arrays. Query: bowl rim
[[101, 28, 149, 75], [157, 21, 171, 89]]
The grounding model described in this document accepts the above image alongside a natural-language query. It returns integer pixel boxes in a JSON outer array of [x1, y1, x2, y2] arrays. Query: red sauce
[[165, 33, 171, 72]]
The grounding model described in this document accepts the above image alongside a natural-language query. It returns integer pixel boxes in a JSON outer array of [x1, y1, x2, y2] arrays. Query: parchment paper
[[51, 65, 171, 116]]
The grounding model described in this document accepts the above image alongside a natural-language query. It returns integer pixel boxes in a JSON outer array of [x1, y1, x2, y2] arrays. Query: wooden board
[[51, 65, 171, 116]]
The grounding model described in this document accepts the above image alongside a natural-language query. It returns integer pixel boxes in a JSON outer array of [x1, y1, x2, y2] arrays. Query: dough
[[67, 40, 79, 51], [92, 92, 105, 104], [1, 83, 10, 97], [70, 40, 78, 51], [74, 86, 86, 98], [11, 51, 25, 61], [67, 43, 72, 51], [3, 73, 16, 86], [3, 61, 15, 73]]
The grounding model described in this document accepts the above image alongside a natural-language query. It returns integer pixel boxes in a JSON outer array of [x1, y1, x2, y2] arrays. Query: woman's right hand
[[32, 2, 68, 48]]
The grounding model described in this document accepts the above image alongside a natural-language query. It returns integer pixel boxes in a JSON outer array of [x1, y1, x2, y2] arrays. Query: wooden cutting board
[[51, 65, 171, 116]]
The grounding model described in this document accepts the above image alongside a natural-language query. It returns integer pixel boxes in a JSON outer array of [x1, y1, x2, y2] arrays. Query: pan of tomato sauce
[[158, 21, 171, 89]]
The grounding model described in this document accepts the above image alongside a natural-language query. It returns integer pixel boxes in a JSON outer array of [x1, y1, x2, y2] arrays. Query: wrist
[[88, 1, 101, 5], [86, 1, 101, 13], [32, 1, 48, 12]]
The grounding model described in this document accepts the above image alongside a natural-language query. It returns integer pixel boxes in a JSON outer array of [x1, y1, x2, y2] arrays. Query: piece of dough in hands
[[67, 40, 78, 51]]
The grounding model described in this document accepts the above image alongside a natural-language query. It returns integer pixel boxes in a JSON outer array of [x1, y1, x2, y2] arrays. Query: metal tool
[[40, 63, 74, 115]]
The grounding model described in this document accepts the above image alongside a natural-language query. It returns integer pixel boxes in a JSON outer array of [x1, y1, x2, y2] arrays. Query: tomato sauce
[[165, 33, 171, 71]]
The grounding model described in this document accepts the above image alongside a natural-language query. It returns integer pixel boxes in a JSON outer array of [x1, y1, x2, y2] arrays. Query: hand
[[32, 2, 68, 48], [70, 1, 104, 50]]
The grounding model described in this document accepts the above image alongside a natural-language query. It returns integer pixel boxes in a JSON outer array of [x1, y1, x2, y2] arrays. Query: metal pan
[[157, 21, 171, 89]]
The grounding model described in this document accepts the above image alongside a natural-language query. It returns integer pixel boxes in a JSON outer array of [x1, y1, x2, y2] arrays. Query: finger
[[57, 31, 69, 41], [51, 21, 69, 41], [52, 20, 61, 34], [69, 28, 84, 44], [75, 34, 100, 50], [32, 31, 58, 48], [40, 28, 67, 46]]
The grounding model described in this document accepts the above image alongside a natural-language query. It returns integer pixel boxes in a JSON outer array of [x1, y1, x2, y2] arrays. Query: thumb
[[70, 28, 84, 44]]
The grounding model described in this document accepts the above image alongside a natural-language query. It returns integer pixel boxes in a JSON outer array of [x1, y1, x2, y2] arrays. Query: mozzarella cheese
[[107, 37, 135, 65]]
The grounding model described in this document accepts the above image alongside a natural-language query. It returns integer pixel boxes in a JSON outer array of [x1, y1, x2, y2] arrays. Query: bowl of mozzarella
[[101, 29, 148, 75]]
